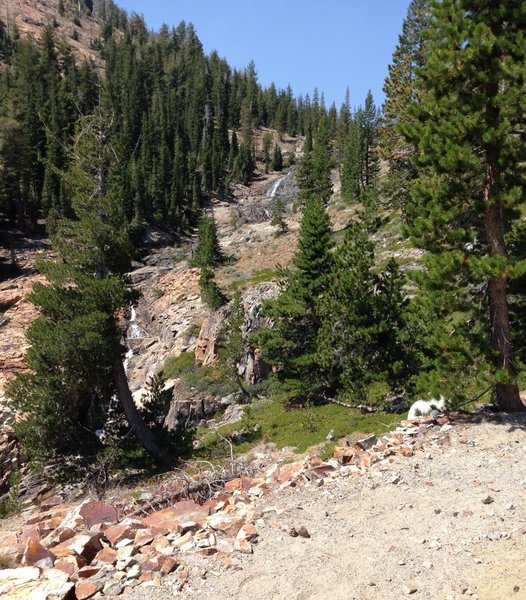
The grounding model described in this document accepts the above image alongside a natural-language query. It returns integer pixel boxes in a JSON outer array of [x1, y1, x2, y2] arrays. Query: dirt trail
[[125, 415, 526, 600]]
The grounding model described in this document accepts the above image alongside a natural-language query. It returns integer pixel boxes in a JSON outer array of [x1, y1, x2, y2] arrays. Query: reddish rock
[[59, 499, 117, 531], [224, 476, 263, 492], [25, 512, 53, 526], [40, 526, 76, 548], [17, 524, 43, 554], [138, 572, 154, 583], [275, 463, 303, 483], [94, 546, 117, 565], [141, 501, 209, 534], [104, 520, 144, 546], [79, 500, 118, 528], [333, 447, 358, 465], [207, 514, 245, 536], [198, 547, 218, 556], [21, 538, 56, 568], [52, 532, 103, 562], [203, 498, 219, 513], [236, 523, 258, 541], [39, 495, 63, 511], [77, 565, 101, 579], [54, 555, 86, 577], [151, 536, 170, 553], [75, 578, 103, 599], [134, 528, 155, 547], [177, 566, 189, 582], [159, 556, 179, 574], [234, 538, 253, 554]]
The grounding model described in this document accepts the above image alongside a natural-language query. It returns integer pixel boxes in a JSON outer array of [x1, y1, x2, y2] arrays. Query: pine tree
[[271, 198, 287, 235], [317, 218, 409, 403], [380, 0, 431, 208], [218, 292, 251, 397], [334, 87, 351, 174], [193, 214, 224, 268], [402, 0, 526, 410], [256, 198, 333, 401], [262, 132, 272, 174], [271, 143, 283, 172], [296, 117, 333, 208], [7, 109, 169, 473], [199, 267, 227, 310], [357, 91, 380, 192], [340, 117, 361, 202]]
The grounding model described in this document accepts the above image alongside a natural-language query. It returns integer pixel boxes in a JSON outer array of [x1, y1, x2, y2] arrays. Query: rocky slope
[[1, 413, 526, 600], [2, 0, 106, 67]]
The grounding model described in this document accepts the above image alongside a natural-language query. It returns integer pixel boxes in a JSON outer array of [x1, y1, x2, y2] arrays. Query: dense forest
[[1, 0, 525, 479], [0, 0, 352, 237]]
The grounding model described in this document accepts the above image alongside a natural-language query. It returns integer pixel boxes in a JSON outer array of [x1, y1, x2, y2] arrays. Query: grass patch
[[195, 398, 399, 460], [228, 268, 276, 291], [161, 351, 237, 398], [161, 351, 196, 380]]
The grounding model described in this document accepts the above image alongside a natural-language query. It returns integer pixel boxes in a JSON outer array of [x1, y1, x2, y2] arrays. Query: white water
[[127, 304, 148, 339], [123, 348, 134, 376], [98, 308, 136, 441], [267, 176, 285, 198]]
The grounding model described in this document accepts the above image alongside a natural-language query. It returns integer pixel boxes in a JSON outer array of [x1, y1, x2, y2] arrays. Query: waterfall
[[267, 176, 285, 198], [127, 305, 148, 339], [97, 308, 137, 441], [123, 348, 133, 376]]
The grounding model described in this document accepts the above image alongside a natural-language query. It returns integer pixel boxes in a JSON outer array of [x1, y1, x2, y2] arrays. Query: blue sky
[[118, 1, 411, 109]]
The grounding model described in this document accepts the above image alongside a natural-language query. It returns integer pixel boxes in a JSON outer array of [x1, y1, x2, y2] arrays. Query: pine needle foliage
[[401, 0, 526, 409], [193, 215, 224, 268]]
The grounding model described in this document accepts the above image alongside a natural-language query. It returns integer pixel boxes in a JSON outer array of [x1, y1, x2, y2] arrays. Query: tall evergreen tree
[[402, 0, 526, 410], [193, 214, 224, 268], [271, 143, 283, 172], [357, 90, 380, 192], [340, 116, 361, 202], [7, 109, 169, 472], [256, 198, 333, 401], [296, 117, 333, 208], [318, 218, 409, 403], [380, 0, 431, 208]]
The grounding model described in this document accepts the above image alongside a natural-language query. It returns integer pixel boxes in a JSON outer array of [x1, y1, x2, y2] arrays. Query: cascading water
[[127, 305, 148, 339], [123, 348, 133, 376], [266, 176, 285, 198]]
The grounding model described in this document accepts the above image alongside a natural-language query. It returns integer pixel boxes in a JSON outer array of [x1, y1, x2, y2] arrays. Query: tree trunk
[[484, 175, 523, 411], [112, 357, 173, 465], [483, 15, 523, 411]]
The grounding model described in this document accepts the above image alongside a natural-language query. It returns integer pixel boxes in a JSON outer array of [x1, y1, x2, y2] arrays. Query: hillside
[[1, 1, 526, 599], [1, 0, 105, 67]]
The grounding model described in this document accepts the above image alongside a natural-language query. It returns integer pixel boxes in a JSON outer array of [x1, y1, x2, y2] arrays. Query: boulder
[[51, 532, 104, 563], [58, 499, 118, 531], [75, 579, 103, 599], [21, 539, 55, 568], [206, 514, 245, 536], [0, 566, 74, 600], [141, 501, 209, 534]]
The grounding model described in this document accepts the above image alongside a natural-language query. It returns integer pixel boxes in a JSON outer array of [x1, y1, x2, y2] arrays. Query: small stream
[[96, 305, 139, 440], [266, 176, 286, 198]]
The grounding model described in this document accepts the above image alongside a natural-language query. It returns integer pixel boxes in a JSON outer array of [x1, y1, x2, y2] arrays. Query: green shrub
[[161, 351, 196, 380]]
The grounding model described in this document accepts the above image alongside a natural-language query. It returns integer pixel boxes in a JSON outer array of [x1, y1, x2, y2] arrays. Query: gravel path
[[123, 415, 526, 600]]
